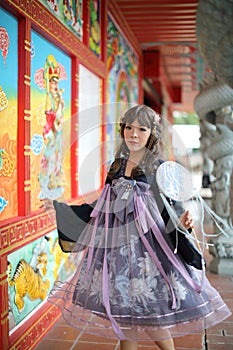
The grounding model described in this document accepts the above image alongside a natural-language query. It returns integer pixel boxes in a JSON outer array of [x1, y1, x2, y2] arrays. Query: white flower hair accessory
[[154, 112, 161, 123]]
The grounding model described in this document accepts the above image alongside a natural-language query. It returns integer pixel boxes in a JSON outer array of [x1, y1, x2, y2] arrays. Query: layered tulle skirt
[[48, 177, 231, 341]]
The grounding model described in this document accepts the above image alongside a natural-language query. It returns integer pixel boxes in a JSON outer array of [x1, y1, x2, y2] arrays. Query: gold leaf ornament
[[0, 149, 14, 177], [0, 86, 8, 112]]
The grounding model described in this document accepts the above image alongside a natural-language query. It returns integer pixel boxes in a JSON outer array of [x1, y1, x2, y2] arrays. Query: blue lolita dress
[[49, 163, 231, 341]]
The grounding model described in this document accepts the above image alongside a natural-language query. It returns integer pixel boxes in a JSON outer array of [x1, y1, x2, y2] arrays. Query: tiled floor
[[35, 194, 233, 350], [34, 271, 233, 349]]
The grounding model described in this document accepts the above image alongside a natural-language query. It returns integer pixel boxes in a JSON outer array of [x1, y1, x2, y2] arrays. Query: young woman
[[48, 105, 231, 350]]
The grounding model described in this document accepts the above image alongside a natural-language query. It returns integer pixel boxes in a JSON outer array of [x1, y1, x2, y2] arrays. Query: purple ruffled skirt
[[48, 178, 231, 341]]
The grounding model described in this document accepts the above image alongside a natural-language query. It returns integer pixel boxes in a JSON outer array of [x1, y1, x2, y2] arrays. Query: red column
[[83, 0, 90, 47], [143, 50, 163, 112], [17, 17, 31, 216], [100, 0, 108, 187], [71, 58, 79, 198]]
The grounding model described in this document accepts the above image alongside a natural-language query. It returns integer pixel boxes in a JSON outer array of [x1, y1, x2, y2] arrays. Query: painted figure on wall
[[8, 253, 50, 313], [0, 14, 19, 220], [107, 16, 138, 105], [39, 55, 65, 199], [89, 0, 101, 57], [106, 16, 139, 162], [7, 230, 74, 328], [40, 0, 83, 39]]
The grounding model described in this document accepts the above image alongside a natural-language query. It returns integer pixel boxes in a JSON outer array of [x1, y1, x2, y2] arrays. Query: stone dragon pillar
[[194, 80, 233, 274], [194, 0, 233, 273]]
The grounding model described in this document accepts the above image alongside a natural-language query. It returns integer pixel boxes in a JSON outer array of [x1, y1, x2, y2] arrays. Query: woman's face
[[124, 119, 151, 153]]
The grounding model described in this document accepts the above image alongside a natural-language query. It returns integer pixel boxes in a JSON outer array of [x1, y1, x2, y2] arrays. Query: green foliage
[[173, 111, 199, 125]]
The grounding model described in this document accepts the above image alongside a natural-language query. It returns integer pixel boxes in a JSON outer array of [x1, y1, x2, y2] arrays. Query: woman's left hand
[[180, 210, 194, 230]]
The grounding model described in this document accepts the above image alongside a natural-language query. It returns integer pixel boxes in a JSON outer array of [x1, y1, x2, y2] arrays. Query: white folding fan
[[156, 161, 230, 248]]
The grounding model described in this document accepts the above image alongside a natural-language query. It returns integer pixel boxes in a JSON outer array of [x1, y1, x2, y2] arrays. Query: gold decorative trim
[[0, 274, 7, 286], [24, 115, 31, 121], [24, 109, 31, 121], [24, 75, 31, 86], [0, 271, 6, 279], [1, 310, 8, 319], [0, 193, 96, 253], [1, 310, 8, 325], [24, 46, 31, 52], [0, 215, 56, 256], [24, 180, 31, 185], [24, 186, 31, 192], [24, 39, 31, 52], [24, 145, 31, 156], [9, 305, 61, 350]]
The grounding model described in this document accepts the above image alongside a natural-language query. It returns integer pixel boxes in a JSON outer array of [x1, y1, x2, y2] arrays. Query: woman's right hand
[[39, 199, 56, 224], [39, 198, 54, 211]]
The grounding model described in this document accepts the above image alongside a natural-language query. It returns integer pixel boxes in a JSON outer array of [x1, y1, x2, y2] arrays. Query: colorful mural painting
[[30, 30, 71, 211], [8, 230, 76, 329], [0, 1, 142, 348], [106, 15, 139, 162], [107, 16, 138, 105], [38, 0, 83, 40], [0, 8, 18, 221], [89, 0, 101, 57]]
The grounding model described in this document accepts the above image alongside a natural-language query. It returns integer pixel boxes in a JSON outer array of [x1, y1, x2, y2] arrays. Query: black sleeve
[[70, 201, 97, 223], [105, 176, 112, 185]]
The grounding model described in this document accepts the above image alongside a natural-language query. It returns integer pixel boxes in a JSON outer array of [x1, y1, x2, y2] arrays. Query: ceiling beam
[[116, 0, 198, 6], [134, 29, 196, 33], [119, 9, 197, 14], [129, 22, 196, 26]]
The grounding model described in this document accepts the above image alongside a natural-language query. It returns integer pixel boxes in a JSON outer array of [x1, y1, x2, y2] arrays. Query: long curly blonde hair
[[107, 104, 162, 179]]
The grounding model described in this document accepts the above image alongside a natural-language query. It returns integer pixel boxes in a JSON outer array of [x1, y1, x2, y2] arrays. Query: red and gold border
[[5, 0, 105, 78], [9, 303, 61, 350], [0, 212, 55, 256]]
